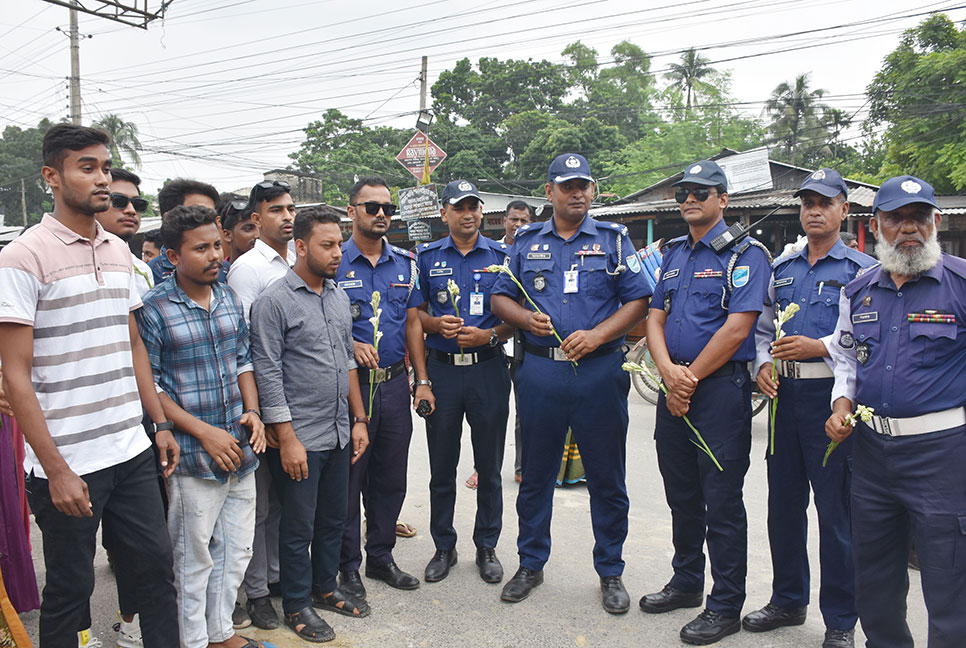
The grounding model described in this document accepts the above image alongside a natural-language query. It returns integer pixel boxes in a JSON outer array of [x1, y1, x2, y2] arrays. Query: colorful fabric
[[556, 430, 585, 485]]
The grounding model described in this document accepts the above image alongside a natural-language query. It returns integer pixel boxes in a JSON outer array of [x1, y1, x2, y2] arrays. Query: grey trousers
[[242, 459, 280, 598]]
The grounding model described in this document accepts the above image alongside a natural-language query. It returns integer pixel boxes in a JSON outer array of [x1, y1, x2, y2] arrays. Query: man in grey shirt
[[250, 207, 370, 643]]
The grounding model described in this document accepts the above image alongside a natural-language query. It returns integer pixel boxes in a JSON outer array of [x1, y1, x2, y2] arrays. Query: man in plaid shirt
[[137, 205, 272, 648]]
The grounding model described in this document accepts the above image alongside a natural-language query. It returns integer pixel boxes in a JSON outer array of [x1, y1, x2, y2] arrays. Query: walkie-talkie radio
[[710, 205, 783, 253]]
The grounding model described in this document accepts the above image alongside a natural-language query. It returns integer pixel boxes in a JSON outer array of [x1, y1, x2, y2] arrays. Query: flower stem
[[657, 382, 723, 472], [504, 273, 577, 372], [822, 440, 839, 467]]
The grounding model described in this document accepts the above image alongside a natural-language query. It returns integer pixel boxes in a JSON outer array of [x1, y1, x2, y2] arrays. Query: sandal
[[283, 608, 334, 643], [237, 636, 279, 648], [395, 521, 416, 537], [313, 588, 370, 618], [465, 472, 478, 490]]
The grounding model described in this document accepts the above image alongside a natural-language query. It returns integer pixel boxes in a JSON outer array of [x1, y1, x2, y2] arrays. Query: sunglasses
[[110, 193, 148, 213], [222, 199, 249, 218], [249, 180, 291, 202], [674, 187, 715, 204], [351, 201, 397, 217]]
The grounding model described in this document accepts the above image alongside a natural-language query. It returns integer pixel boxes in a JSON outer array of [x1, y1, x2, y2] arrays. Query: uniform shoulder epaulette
[[514, 223, 538, 238], [660, 235, 688, 254], [418, 240, 440, 254], [845, 264, 879, 298], [391, 245, 416, 259], [845, 246, 876, 268], [773, 252, 796, 269], [603, 221, 628, 236], [943, 253, 966, 280]]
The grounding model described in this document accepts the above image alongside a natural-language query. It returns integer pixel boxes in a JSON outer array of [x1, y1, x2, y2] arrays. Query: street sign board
[[398, 184, 440, 221], [717, 147, 773, 195], [396, 131, 447, 180], [406, 220, 433, 242]]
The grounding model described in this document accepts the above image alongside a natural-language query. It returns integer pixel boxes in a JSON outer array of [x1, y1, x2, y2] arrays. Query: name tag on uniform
[[662, 268, 679, 280], [338, 280, 363, 289], [852, 311, 878, 324], [564, 269, 579, 293], [469, 292, 483, 316], [527, 252, 552, 260], [429, 268, 453, 277], [774, 277, 794, 287]]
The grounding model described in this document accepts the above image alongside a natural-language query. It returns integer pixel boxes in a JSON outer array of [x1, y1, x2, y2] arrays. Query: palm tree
[[765, 74, 827, 165], [665, 48, 713, 111], [92, 113, 142, 168]]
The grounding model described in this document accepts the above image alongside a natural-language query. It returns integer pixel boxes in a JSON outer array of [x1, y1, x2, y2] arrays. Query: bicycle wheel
[[628, 342, 660, 405], [751, 389, 768, 417]]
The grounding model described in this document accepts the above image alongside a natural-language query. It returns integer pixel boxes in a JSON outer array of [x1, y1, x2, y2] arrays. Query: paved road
[[22, 387, 927, 647]]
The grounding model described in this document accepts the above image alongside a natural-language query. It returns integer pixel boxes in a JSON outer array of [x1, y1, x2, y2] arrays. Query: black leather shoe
[[600, 576, 630, 614], [476, 548, 504, 583], [639, 583, 703, 614], [741, 602, 807, 632], [500, 567, 543, 602], [365, 561, 420, 590], [339, 570, 366, 600], [424, 549, 457, 582], [823, 628, 855, 648], [680, 609, 741, 646], [245, 595, 279, 630]]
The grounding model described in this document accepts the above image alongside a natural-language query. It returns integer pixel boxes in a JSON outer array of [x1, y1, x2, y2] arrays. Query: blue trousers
[[268, 443, 349, 615], [426, 354, 511, 551], [851, 422, 966, 648], [340, 372, 413, 571], [654, 365, 751, 618], [767, 376, 856, 630], [515, 350, 630, 577]]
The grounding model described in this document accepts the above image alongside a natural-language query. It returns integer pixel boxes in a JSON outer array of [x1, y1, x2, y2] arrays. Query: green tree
[[765, 73, 829, 166], [92, 113, 142, 169], [0, 119, 53, 226], [665, 48, 713, 111], [866, 14, 966, 191]]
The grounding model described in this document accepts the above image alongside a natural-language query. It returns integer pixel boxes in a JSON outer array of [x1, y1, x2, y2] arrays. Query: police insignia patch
[[838, 331, 854, 349], [346, 270, 355, 279], [436, 289, 448, 304], [533, 272, 546, 292], [350, 303, 362, 320], [458, 180, 472, 191], [732, 265, 750, 288], [900, 180, 922, 194], [626, 254, 641, 274], [856, 343, 870, 365], [565, 155, 580, 168], [689, 164, 702, 174], [812, 169, 826, 180]]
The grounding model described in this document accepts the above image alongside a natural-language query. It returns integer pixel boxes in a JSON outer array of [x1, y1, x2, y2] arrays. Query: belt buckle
[[792, 361, 800, 379], [878, 416, 895, 436], [373, 367, 387, 384], [552, 347, 569, 362], [453, 353, 474, 366]]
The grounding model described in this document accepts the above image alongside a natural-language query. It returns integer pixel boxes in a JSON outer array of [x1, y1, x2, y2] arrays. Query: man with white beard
[[824, 175, 966, 648]]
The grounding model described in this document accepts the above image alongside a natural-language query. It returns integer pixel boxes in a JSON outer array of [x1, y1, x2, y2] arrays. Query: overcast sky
[[2, 0, 964, 195]]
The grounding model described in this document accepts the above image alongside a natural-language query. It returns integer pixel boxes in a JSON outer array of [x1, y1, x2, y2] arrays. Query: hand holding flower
[[437, 314, 463, 339], [755, 363, 778, 399], [823, 404, 874, 467], [527, 311, 555, 337]]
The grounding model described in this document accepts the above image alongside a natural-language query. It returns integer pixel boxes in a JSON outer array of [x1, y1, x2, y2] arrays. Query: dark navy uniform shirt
[[417, 234, 509, 354], [491, 216, 651, 349], [336, 237, 422, 368], [755, 239, 876, 370], [828, 254, 966, 419], [651, 218, 770, 363]]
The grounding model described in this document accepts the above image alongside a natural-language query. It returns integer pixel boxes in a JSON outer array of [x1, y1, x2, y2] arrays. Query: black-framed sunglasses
[[674, 187, 714, 204], [249, 180, 291, 203], [222, 199, 249, 218], [350, 201, 397, 217], [110, 193, 148, 213]]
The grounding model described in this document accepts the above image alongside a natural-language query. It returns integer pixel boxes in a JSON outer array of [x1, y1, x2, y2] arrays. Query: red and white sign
[[396, 131, 447, 180]]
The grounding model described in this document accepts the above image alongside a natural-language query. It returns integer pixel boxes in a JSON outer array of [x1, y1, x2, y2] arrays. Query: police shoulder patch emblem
[[732, 265, 750, 288], [838, 331, 854, 349]]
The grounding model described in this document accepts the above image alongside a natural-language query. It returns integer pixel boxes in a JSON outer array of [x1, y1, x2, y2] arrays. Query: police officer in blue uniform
[[642, 160, 771, 645], [747, 169, 875, 648], [491, 153, 650, 614], [825, 176, 966, 648], [416, 180, 514, 585], [336, 176, 436, 596]]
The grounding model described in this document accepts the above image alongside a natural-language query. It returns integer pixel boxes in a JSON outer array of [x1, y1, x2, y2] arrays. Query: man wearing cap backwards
[[824, 176, 966, 648], [641, 160, 771, 645], [416, 180, 514, 585], [336, 176, 435, 597], [491, 154, 650, 613], [745, 169, 875, 648]]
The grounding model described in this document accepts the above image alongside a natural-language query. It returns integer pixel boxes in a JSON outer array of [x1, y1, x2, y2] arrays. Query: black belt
[[358, 360, 406, 384], [429, 347, 502, 366], [523, 340, 620, 362], [674, 360, 740, 379]]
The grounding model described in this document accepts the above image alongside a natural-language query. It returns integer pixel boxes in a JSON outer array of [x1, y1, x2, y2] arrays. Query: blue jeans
[[168, 471, 256, 648], [267, 444, 350, 614]]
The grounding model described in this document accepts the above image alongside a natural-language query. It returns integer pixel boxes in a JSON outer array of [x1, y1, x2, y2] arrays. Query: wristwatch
[[353, 416, 370, 425], [488, 328, 500, 347], [414, 379, 432, 389], [155, 420, 174, 432]]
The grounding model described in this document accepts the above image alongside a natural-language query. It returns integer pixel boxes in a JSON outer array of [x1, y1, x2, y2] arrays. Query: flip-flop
[[238, 636, 280, 648], [395, 521, 416, 537], [465, 472, 478, 490]]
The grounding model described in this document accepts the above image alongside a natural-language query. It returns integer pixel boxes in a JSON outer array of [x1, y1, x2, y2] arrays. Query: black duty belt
[[523, 340, 620, 362], [358, 360, 407, 384], [674, 360, 739, 379], [429, 347, 502, 366]]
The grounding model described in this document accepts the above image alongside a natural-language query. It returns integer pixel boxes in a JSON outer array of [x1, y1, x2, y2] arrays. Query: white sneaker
[[114, 613, 143, 648], [78, 629, 104, 647]]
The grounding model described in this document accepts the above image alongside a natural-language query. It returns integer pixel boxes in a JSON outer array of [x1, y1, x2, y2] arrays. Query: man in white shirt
[[226, 179, 296, 629]]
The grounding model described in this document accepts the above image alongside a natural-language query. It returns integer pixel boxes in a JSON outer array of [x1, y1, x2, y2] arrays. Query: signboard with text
[[396, 131, 447, 180], [399, 184, 439, 242], [717, 147, 773, 195]]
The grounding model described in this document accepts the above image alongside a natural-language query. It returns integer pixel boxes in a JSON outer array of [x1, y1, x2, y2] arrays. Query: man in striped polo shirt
[[0, 124, 180, 648]]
